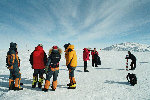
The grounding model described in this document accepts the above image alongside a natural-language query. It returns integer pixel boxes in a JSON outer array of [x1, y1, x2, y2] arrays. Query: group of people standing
[[83, 48, 100, 72], [6, 42, 137, 91], [6, 42, 77, 91]]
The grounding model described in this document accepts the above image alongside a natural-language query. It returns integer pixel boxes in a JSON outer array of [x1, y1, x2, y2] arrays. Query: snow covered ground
[[0, 49, 150, 100]]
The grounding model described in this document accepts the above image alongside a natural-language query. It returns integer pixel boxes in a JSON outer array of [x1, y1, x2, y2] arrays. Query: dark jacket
[[6, 42, 20, 70], [126, 53, 136, 61], [47, 49, 61, 68]]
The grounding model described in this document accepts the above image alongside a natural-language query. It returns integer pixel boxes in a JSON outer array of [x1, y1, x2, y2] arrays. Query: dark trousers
[[92, 59, 97, 67], [33, 69, 45, 79], [9, 67, 21, 80], [69, 67, 76, 78], [46, 69, 59, 81], [84, 61, 87, 70], [130, 61, 136, 69], [68, 67, 76, 84]]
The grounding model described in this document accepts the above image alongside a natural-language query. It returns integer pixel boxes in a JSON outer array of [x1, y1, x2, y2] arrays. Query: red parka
[[91, 50, 99, 59], [30, 46, 47, 69], [83, 48, 90, 61]]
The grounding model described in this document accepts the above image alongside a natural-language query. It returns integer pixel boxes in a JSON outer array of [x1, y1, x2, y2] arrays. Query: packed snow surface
[[0, 49, 150, 100]]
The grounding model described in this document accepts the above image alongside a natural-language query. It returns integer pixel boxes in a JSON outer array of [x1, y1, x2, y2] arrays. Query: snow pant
[[44, 68, 59, 89], [32, 69, 45, 87], [84, 61, 87, 71], [92, 59, 97, 67], [68, 67, 76, 85], [33, 69, 45, 78], [130, 61, 136, 70], [9, 67, 21, 88]]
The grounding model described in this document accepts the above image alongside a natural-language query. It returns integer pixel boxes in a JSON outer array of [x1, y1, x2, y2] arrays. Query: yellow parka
[[64, 45, 77, 67]]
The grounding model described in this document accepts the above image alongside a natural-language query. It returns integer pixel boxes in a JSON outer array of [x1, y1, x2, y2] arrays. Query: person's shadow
[[0, 75, 36, 92], [0, 75, 9, 93], [0, 75, 69, 92], [104, 80, 129, 85]]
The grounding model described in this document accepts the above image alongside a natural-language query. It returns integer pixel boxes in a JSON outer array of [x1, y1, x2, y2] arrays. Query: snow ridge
[[103, 42, 150, 52]]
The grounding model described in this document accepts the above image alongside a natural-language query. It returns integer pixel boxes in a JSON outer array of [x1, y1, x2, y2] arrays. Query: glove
[[45, 66, 49, 74], [68, 48, 73, 52], [67, 65, 73, 70]]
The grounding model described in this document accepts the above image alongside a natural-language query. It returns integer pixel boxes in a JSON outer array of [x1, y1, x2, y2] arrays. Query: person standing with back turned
[[29, 44, 47, 88], [83, 48, 90, 72]]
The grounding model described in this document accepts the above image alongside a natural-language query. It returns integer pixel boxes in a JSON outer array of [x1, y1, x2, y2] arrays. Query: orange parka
[[64, 45, 77, 67]]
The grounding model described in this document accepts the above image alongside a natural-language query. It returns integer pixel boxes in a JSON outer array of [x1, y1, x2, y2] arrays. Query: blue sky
[[0, 0, 150, 50]]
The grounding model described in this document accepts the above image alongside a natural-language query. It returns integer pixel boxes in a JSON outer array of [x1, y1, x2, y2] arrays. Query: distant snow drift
[[103, 42, 150, 52]]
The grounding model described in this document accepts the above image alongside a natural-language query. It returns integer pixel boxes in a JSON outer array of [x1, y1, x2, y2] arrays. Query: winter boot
[[14, 78, 23, 91], [84, 70, 89, 72], [67, 83, 72, 86], [129, 68, 134, 70], [9, 79, 14, 90], [51, 80, 57, 91], [14, 87, 23, 90], [95, 65, 98, 67], [42, 88, 48, 92], [68, 77, 76, 89], [84, 68, 89, 72], [68, 83, 76, 89], [84, 67, 89, 72], [38, 78, 44, 88], [42, 80, 50, 92], [32, 76, 38, 88]]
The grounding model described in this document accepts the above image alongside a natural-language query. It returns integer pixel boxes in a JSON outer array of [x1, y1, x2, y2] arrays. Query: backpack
[[97, 56, 101, 65], [6, 51, 11, 67], [94, 54, 101, 65], [126, 73, 137, 86], [6, 51, 20, 68], [49, 50, 61, 68]]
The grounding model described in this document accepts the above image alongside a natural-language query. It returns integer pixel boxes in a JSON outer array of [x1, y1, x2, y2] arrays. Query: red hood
[[35, 46, 43, 51], [83, 48, 88, 52]]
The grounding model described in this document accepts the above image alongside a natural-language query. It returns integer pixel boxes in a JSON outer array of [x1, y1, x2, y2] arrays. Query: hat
[[128, 51, 131, 54], [38, 44, 43, 47], [53, 46, 58, 49], [64, 43, 71, 49]]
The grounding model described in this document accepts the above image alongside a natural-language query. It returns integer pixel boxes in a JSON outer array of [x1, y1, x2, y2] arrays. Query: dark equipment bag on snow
[[126, 73, 137, 86], [97, 56, 101, 65], [94, 54, 101, 65]]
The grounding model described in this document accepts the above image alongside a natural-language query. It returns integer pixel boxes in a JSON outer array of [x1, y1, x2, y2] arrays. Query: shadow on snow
[[104, 80, 129, 85], [95, 68, 112, 70], [139, 62, 149, 64], [116, 69, 125, 70]]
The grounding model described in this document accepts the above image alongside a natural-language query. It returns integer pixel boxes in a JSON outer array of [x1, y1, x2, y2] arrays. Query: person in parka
[[29, 44, 47, 88], [91, 48, 99, 67], [125, 51, 136, 70], [6, 42, 23, 90], [42, 46, 61, 92], [83, 48, 90, 72], [64, 43, 77, 89]]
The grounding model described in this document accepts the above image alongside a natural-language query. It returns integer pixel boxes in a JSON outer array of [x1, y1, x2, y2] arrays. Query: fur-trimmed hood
[[48, 48, 62, 56]]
